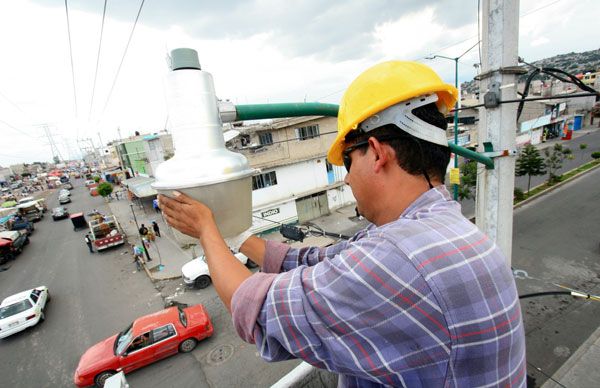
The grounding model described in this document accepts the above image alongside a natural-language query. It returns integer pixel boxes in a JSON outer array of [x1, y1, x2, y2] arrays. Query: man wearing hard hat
[[160, 61, 525, 387]]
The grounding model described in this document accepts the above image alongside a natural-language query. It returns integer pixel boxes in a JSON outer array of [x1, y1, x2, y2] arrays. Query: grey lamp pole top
[[170, 48, 201, 70]]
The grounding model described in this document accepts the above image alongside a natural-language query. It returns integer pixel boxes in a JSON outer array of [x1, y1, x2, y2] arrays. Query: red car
[[74, 304, 213, 387]]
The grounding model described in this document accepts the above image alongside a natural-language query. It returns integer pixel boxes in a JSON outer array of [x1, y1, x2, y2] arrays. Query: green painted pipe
[[234, 103, 494, 169], [235, 103, 339, 120]]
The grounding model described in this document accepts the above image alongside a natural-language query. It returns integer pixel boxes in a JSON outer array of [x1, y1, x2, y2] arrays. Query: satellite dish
[[223, 130, 240, 143]]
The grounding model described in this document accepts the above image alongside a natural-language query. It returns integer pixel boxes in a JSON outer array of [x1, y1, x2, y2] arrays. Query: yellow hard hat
[[327, 61, 458, 166]]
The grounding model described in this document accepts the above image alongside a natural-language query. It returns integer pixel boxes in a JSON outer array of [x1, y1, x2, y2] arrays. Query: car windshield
[[115, 323, 134, 355], [0, 299, 33, 319]]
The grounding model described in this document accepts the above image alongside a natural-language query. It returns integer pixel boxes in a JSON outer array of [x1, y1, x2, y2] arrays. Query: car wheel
[[194, 275, 211, 289], [94, 371, 115, 387], [40, 310, 45, 322], [46, 291, 51, 302], [246, 260, 258, 269], [25, 237, 30, 245], [179, 338, 197, 353]]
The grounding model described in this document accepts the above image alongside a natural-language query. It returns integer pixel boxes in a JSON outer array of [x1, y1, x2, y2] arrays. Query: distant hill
[[462, 48, 600, 95]]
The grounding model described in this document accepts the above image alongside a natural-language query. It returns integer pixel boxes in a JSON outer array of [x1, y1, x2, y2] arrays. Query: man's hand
[[158, 191, 215, 239]]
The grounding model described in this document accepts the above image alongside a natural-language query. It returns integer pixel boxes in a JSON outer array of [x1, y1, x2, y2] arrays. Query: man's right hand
[[158, 191, 216, 240]]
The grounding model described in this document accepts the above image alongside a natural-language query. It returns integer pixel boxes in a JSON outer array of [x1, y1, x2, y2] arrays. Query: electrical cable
[[98, 0, 146, 122], [64, 0, 78, 120], [452, 92, 599, 112], [88, 0, 108, 123], [0, 119, 37, 139], [513, 268, 600, 303], [515, 63, 600, 121]]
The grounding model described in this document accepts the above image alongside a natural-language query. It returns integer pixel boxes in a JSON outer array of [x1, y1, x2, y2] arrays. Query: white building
[[231, 116, 355, 234]]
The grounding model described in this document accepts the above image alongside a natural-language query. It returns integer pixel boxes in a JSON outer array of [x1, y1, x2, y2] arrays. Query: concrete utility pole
[[476, 0, 520, 266]]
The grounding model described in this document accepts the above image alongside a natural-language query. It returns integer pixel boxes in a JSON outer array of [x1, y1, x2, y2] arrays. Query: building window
[[296, 125, 320, 140], [240, 134, 251, 146], [258, 132, 273, 145], [252, 171, 278, 190]]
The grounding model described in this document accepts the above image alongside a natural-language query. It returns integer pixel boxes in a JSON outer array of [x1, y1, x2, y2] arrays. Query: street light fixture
[[426, 40, 480, 200]]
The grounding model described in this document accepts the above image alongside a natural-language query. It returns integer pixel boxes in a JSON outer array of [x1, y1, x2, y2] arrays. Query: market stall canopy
[[123, 176, 157, 198], [1, 201, 17, 208]]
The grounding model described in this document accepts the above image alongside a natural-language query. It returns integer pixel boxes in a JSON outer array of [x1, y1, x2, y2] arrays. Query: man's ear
[[368, 138, 390, 173]]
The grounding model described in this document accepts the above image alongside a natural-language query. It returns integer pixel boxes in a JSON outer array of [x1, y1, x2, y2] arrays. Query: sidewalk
[[541, 325, 600, 388], [108, 197, 369, 282], [108, 198, 194, 281]]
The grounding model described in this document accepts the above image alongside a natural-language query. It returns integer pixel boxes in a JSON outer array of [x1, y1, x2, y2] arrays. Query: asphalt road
[[0, 179, 299, 388], [0, 180, 198, 387], [512, 166, 600, 386]]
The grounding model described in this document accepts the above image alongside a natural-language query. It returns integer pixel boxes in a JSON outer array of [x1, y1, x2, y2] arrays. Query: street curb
[[540, 325, 600, 388], [513, 161, 600, 210]]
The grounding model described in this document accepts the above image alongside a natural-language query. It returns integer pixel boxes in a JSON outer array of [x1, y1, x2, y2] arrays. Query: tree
[[544, 144, 572, 185], [579, 143, 588, 161], [515, 144, 546, 194], [97, 182, 113, 198], [458, 160, 477, 200]]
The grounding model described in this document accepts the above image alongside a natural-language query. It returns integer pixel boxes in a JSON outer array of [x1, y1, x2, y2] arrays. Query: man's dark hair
[[345, 103, 450, 183]]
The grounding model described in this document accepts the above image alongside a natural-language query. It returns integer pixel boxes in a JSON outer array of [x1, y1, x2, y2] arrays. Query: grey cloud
[[35, 0, 477, 61]]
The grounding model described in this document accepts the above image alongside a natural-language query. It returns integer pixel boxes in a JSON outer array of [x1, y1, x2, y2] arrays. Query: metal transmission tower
[[43, 124, 64, 163]]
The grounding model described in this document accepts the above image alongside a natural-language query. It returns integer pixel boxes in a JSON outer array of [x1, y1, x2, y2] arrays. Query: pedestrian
[[138, 223, 148, 236], [133, 245, 144, 270], [84, 233, 94, 253], [152, 221, 161, 237], [152, 198, 160, 213], [159, 61, 525, 386]]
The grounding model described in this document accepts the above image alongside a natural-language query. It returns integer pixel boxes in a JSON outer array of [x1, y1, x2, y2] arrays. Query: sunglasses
[[342, 140, 370, 172], [342, 134, 405, 172]]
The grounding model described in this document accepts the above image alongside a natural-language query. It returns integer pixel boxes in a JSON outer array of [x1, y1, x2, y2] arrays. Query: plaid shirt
[[232, 187, 525, 387]]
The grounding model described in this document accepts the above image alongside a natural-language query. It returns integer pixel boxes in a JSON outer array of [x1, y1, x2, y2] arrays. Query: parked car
[[0, 230, 29, 264], [0, 286, 50, 339], [181, 252, 258, 289], [52, 207, 69, 221], [63, 182, 74, 190], [59, 189, 71, 197], [74, 304, 213, 387], [58, 193, 71, 204]]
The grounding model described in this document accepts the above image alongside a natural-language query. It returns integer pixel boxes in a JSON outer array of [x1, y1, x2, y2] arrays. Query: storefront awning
[[123, 177, 157, 198]]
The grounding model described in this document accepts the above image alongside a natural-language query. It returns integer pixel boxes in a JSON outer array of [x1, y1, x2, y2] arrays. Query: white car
[[182, 253, 258, 289], [0, 286, 50, 339], [59, 189, 71, 197]]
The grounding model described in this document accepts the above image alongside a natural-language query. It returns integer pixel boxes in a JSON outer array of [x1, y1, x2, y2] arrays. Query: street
[[0, 178, 298, 387], [1, 156, 599, 387], [460, 128, 600, 218], [513, 166, 600, 386]]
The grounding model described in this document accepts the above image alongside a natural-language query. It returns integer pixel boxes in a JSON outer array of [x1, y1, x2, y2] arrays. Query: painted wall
[[252, 157, 334, 208], [123, 141, 147, 175]]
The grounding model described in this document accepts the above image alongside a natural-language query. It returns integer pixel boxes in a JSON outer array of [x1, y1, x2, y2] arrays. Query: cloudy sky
[[0, 0, 598, 166]]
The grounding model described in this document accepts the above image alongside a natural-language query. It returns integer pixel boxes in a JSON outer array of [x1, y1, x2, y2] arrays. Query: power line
[[0, 89, 29, 117], [0, 119, 37, 139], [88, 0, 108, 123], [64, 0, 78, 120], [98, 0, 146, 122]]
